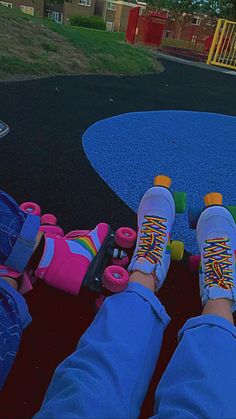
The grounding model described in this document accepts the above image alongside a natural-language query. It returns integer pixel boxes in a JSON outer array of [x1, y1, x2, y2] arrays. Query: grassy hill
[[0, 5, 163, 80]]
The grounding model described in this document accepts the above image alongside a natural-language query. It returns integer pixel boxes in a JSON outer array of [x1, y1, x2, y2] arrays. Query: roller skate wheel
[[226, 206, 236, 223], [41, 214, 57, 226], [189, 255, 201, 273], [115, 227, 137, 249], [204, 192, 222, 207], [39, 225, 64, 237], [154, 175, 171, 188], [170, 240, 184, 261], [102, 265, 129, 293], [173, 191, 187, 213], [20, 202, 41, 216], [111, 255, 129, 267]]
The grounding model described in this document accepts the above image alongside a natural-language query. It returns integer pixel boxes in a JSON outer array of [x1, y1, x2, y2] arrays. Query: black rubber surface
[[0, 59, 235, 418]]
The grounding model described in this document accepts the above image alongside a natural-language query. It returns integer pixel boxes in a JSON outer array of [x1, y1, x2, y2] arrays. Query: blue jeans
[[0, 278, 31, 390], [1, 279, 236, 418], [0, 190, 40, 272]]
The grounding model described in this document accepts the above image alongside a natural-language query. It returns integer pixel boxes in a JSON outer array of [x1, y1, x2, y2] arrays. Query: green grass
[[49, 22, 162, 74], [41, 42, 59, 52], [0, 5, 163, 78]]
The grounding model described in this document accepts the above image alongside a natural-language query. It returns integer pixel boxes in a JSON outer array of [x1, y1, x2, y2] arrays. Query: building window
[[0, 1, 12, 7], [107, 2, 116, 11], [206, 18, 213, 26], [47, 10, 63, 23], [192, 35, 197, 42], [192, 17, 201, 26], [20, 5, 34, 15], [78, 0, 91, 7], [164, 30, 173, 39], [106, 20, 114, 31]]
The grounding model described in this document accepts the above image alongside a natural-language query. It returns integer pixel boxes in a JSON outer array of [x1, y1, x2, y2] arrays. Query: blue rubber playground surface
[[83, 110, 236, 255]]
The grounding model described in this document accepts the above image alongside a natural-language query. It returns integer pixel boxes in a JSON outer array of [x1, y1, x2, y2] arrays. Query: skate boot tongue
[[204, 237, 234, 290], [129, 215, 168, 283], [137, 215, 167, 265]]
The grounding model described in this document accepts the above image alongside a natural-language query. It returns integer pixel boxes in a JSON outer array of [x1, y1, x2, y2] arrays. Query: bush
[[69, 14, 106, 30]]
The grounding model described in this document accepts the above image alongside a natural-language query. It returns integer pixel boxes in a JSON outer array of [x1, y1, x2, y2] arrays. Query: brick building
[[45, 1, 64, 23], [0, 0, 44, 16], [164, 12, 217, 43], [95, 0, 145, 32], [45, 0, 96, 24], [63, 0, 96, 22], [0, 0, 145, 32]]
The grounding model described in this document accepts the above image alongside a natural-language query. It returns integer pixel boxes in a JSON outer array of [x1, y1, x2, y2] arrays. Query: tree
[[146, 0, 236, 19], [198, 1, 236, 19], [146, 0, 200, 12]]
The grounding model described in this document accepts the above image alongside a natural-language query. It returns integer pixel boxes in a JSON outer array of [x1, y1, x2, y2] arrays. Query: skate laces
[[204, 238, 234, 290], [137, 216, 167, 264]]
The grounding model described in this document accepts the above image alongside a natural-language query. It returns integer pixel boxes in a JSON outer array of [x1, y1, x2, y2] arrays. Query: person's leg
[[203, 298, 233, 324], [0, 277, 32, 390], [34, 180, 176, 419], [153, 201, 236, 419], [0, 190, 41, 387], [0, 190, 40, 273], [34, 276, 169, 419], [152, 304, 236, 419]]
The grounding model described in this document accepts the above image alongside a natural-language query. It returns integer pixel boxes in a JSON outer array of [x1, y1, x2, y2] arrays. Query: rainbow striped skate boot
[[128, 175, 186, 291], [19, 201, 138, 296], [196, 193, 236, 312], [35, 223, 112, 295]]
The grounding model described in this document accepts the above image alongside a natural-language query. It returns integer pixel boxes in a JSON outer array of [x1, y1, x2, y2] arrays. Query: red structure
[[126, 7, 140, 44], [126, 7, 168, 46]]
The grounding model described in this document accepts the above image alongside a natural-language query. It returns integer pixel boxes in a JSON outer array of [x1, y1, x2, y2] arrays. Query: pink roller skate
[[35, 223, 137, 295], [20, 200, 137, 296]]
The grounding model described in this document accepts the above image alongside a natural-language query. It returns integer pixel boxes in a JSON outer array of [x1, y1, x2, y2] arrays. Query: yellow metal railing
[[207, 18, 236, 70]]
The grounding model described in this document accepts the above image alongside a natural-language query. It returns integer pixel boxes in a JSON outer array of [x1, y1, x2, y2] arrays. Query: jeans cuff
[[0, 277, 32, 329], [178, 314, 236, 342], [124, 282, 171, 328], [6, 214, 40, 273]]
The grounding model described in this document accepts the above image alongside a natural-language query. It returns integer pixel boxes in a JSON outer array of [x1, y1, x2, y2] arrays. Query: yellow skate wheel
[[170, 240, 184, 261], [154, 175, 171, 188], [204, 192, 223, 207]]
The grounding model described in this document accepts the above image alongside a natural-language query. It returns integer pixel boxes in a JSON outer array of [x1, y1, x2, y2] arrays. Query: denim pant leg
[[0, 278, 32, 390], [34, 282, 171, 419], [0, 190, 40, 272], [152, 314, 236, 419]]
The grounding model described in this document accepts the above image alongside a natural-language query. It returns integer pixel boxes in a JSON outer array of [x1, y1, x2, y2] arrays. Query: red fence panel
[[144, 16, 167, 46], [126, 8, 167, 46], [135, 15, 148, 43], [126, 6, 140, 44]]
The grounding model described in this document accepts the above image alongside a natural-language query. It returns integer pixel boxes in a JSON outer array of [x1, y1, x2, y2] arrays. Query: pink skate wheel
[[95, 295, 105, 310], [111, 255, 129, 267], [39, 225, 64, 237], [189, 255, 201, 273], [41, 214, 57, 226], [115, 227, 137, 249], [20, 202, 41, 216], [102, 265, 129, 293]]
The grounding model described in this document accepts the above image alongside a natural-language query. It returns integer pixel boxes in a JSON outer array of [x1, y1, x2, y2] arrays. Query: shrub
[[69, 14, 106, 30]]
